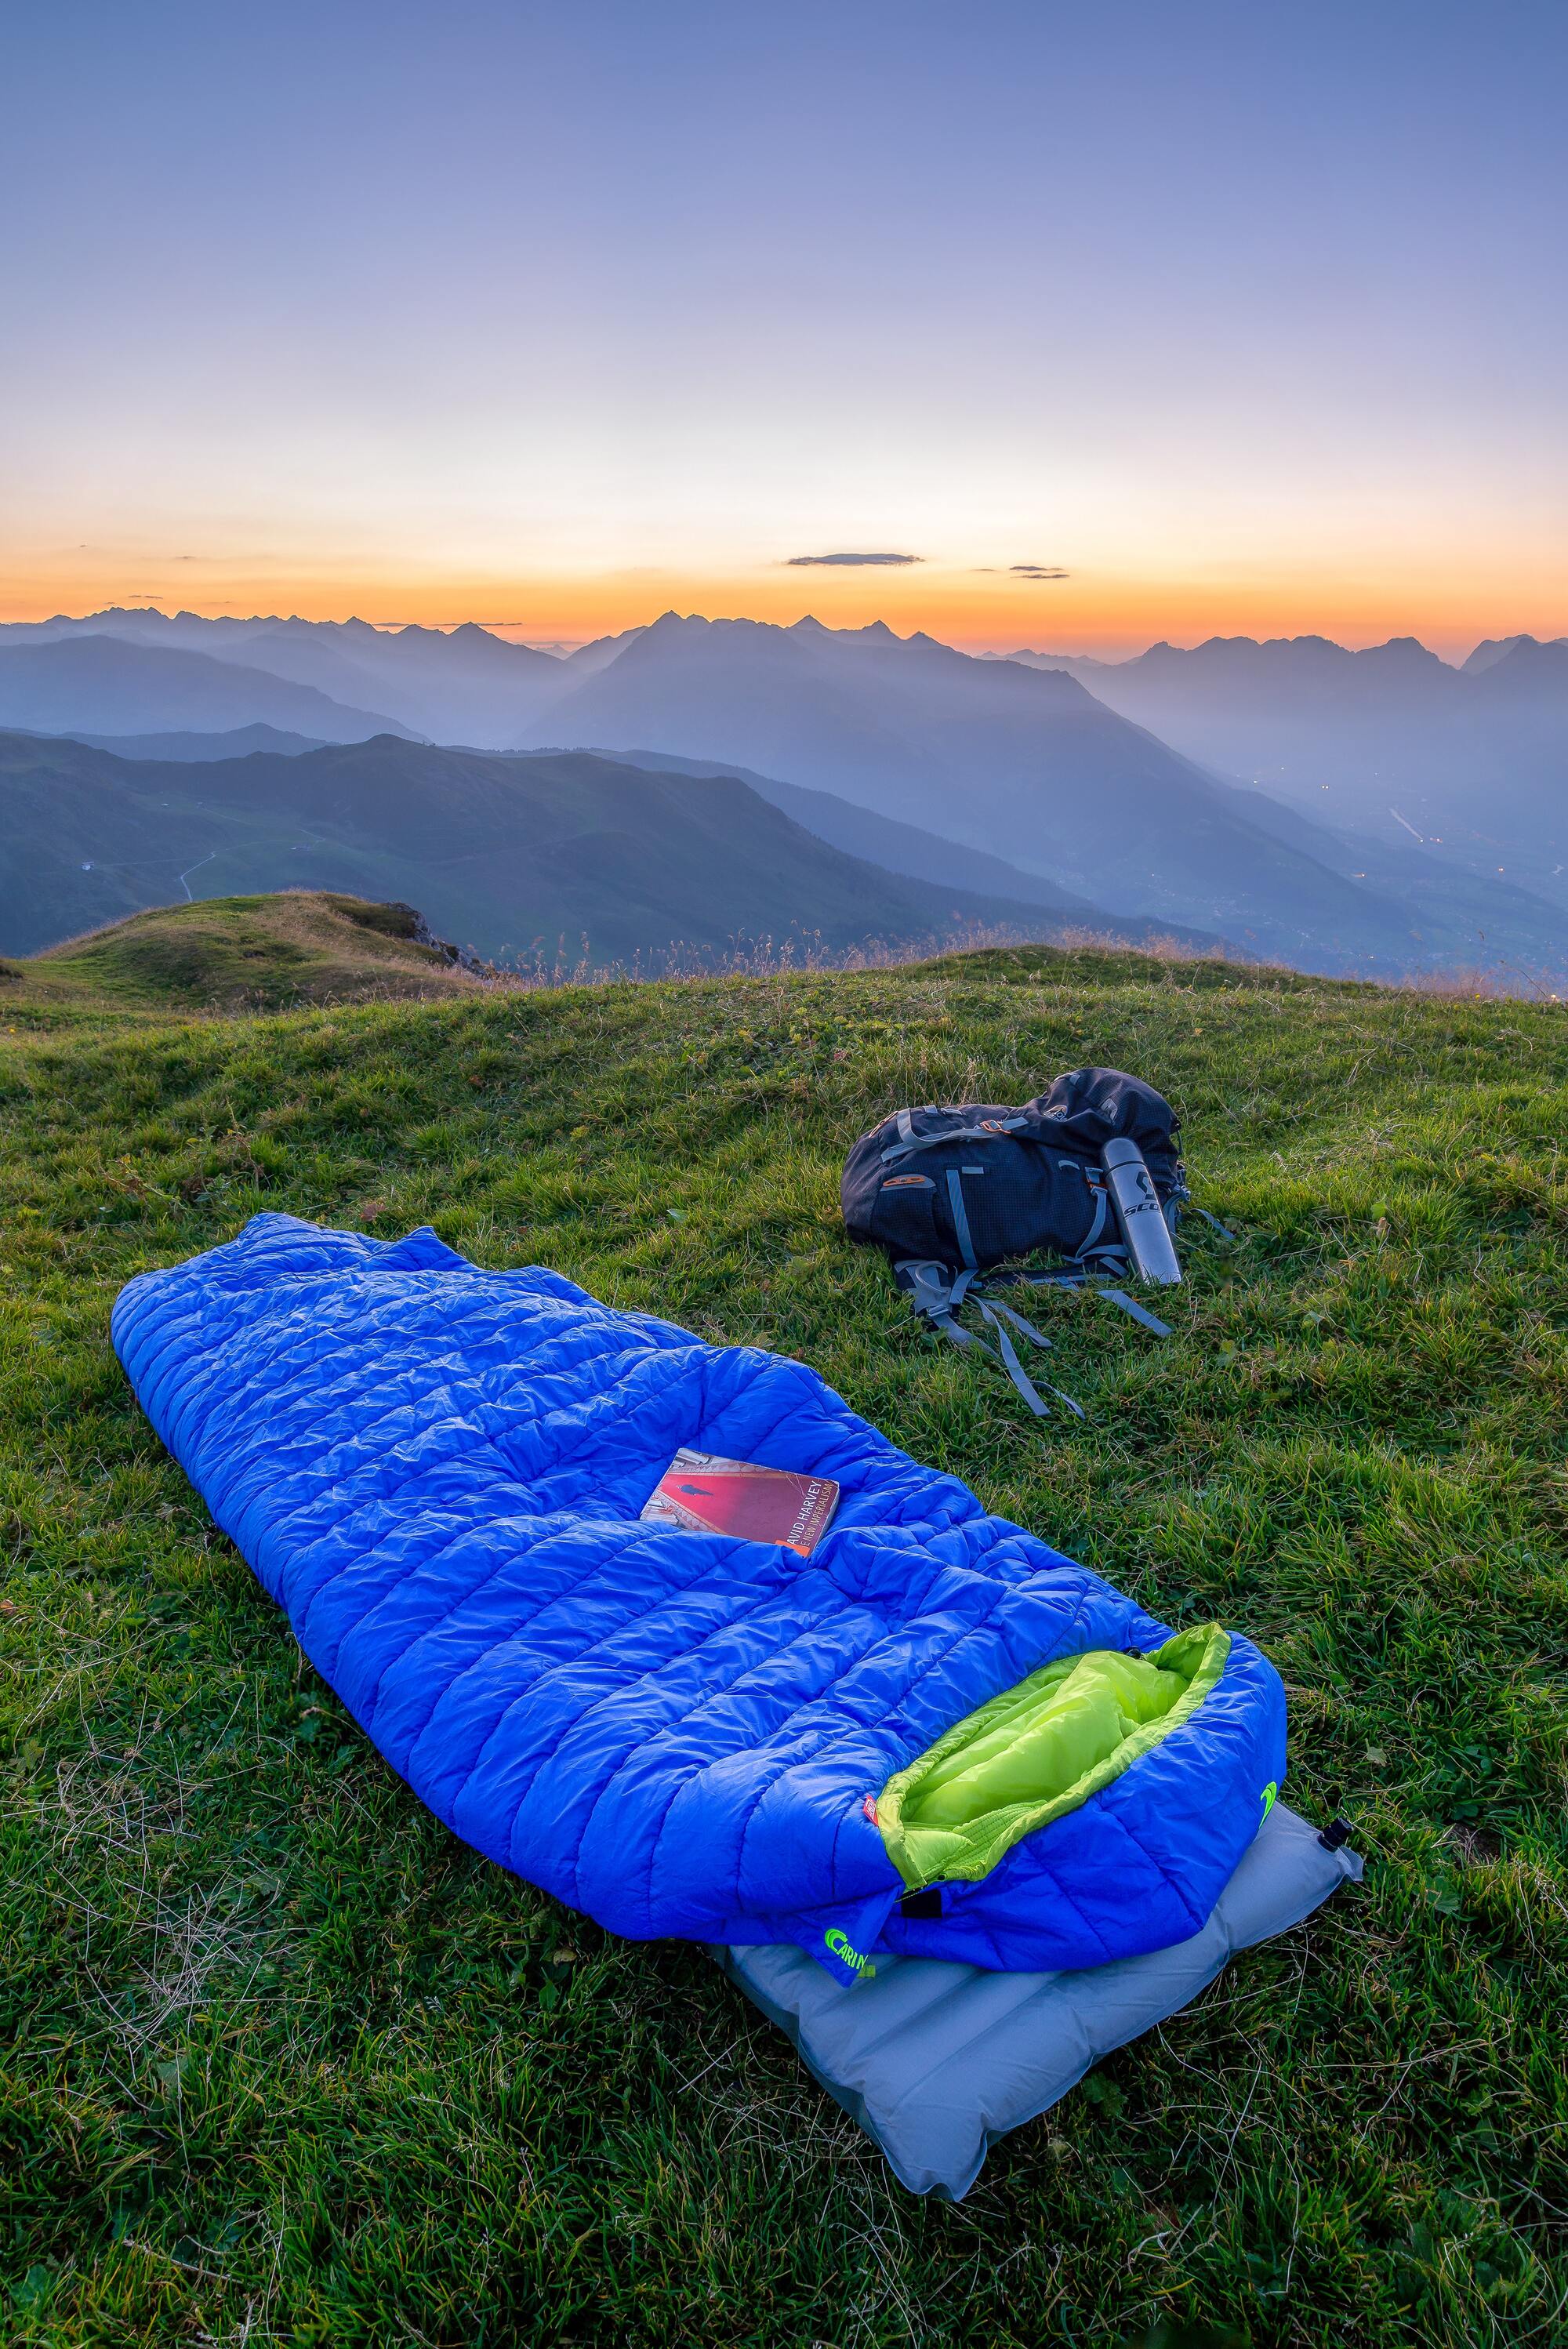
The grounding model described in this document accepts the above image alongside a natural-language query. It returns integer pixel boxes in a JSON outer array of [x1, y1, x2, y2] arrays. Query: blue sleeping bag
[[113, 1214, 1287, 1984]]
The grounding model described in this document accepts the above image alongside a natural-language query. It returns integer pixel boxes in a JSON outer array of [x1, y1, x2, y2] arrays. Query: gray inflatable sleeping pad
[[714, 1802, 1360, 2198]]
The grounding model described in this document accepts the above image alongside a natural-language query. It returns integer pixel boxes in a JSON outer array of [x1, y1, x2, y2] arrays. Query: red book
[[641, 1448, 840, 1556]]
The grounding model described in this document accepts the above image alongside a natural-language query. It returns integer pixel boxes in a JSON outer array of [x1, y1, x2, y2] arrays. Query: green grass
[[1, 892, 479, 1022], [2, 939, 1566, 2347]]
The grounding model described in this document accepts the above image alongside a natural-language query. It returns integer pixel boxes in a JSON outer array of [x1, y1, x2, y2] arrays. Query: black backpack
[[842, 1066, 1217, 1418]]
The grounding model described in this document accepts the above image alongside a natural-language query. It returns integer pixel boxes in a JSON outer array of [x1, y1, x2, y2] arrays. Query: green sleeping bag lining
[[877, 1622, 1232, 1890]]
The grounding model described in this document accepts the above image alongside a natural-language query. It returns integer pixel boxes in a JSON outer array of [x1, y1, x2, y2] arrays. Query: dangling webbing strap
[[1014, 1259, 1171, 1334], [897, 1262, 1083, 1418], [975, 1299, 1087, 1419], [1189, 1205, 1236, 1242], [978, 1295, 1053, 1350], [1094, 1287, 1174, 1336]]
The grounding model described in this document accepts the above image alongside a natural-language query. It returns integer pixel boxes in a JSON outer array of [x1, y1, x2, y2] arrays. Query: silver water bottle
[[1101, 1136, 1182, 1285]]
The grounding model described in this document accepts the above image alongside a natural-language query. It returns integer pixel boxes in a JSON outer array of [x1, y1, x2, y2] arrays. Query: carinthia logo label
[[824, 1928, 874, 1976]]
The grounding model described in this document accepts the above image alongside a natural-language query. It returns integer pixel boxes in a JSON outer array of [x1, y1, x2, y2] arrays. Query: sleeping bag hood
[[113, 1214, 1287, 1984]]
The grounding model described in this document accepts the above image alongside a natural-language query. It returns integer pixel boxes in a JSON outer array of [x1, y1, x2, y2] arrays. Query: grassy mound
[[8, 891, 481, 1017], [2, 943, 1565, 2344]]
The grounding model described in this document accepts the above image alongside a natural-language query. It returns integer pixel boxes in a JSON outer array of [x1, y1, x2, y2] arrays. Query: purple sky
[[2, 0, 1564, 652]]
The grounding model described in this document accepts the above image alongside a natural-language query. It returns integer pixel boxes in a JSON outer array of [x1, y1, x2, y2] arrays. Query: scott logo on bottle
[[1102, 1137, 1183, 1286]]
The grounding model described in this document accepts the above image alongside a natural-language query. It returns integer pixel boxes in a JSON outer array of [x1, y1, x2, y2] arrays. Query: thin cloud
[[1011, 564, 1069, 579], [784, 550, 924, 567]]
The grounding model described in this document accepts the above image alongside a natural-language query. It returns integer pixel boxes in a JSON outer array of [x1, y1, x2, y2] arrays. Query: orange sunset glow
[[5, 2, 1566, 670], [4, 552, 1563, 663]]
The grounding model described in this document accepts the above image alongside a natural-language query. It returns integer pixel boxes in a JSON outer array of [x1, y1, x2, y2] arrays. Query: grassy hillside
[[2, 893, 482, 1018], [2, 943, 1565, 2346], [0, 732, 1093, 967]]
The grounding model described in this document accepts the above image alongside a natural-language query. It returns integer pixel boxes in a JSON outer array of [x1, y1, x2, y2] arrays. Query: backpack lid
[[1029, 1067, 1179, 1171]]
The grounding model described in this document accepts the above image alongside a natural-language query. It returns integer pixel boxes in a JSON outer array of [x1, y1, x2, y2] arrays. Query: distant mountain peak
[[1473, 633, 1568, 687], [1374, 635, 1446, 665], [1461, 632, 1541, 674]]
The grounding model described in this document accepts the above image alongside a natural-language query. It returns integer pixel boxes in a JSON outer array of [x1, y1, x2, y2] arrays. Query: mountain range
[[1, 609, 559, 746], [598, 746, 1120, 918], [772, 751, 1563, 978], [511, 615, 1566, 969], [0, 728, 1195, 969], [4, 605, 1564, 978], [994, 633, 1568, 898], [0, 635, 414, 743]]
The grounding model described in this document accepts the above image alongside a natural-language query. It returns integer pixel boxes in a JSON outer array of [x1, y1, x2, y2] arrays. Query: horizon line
[[2, 601, 1562, 670]]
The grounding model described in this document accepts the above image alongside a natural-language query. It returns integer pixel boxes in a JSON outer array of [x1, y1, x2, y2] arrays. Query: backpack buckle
[[894, 1259, 957, 1321]]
